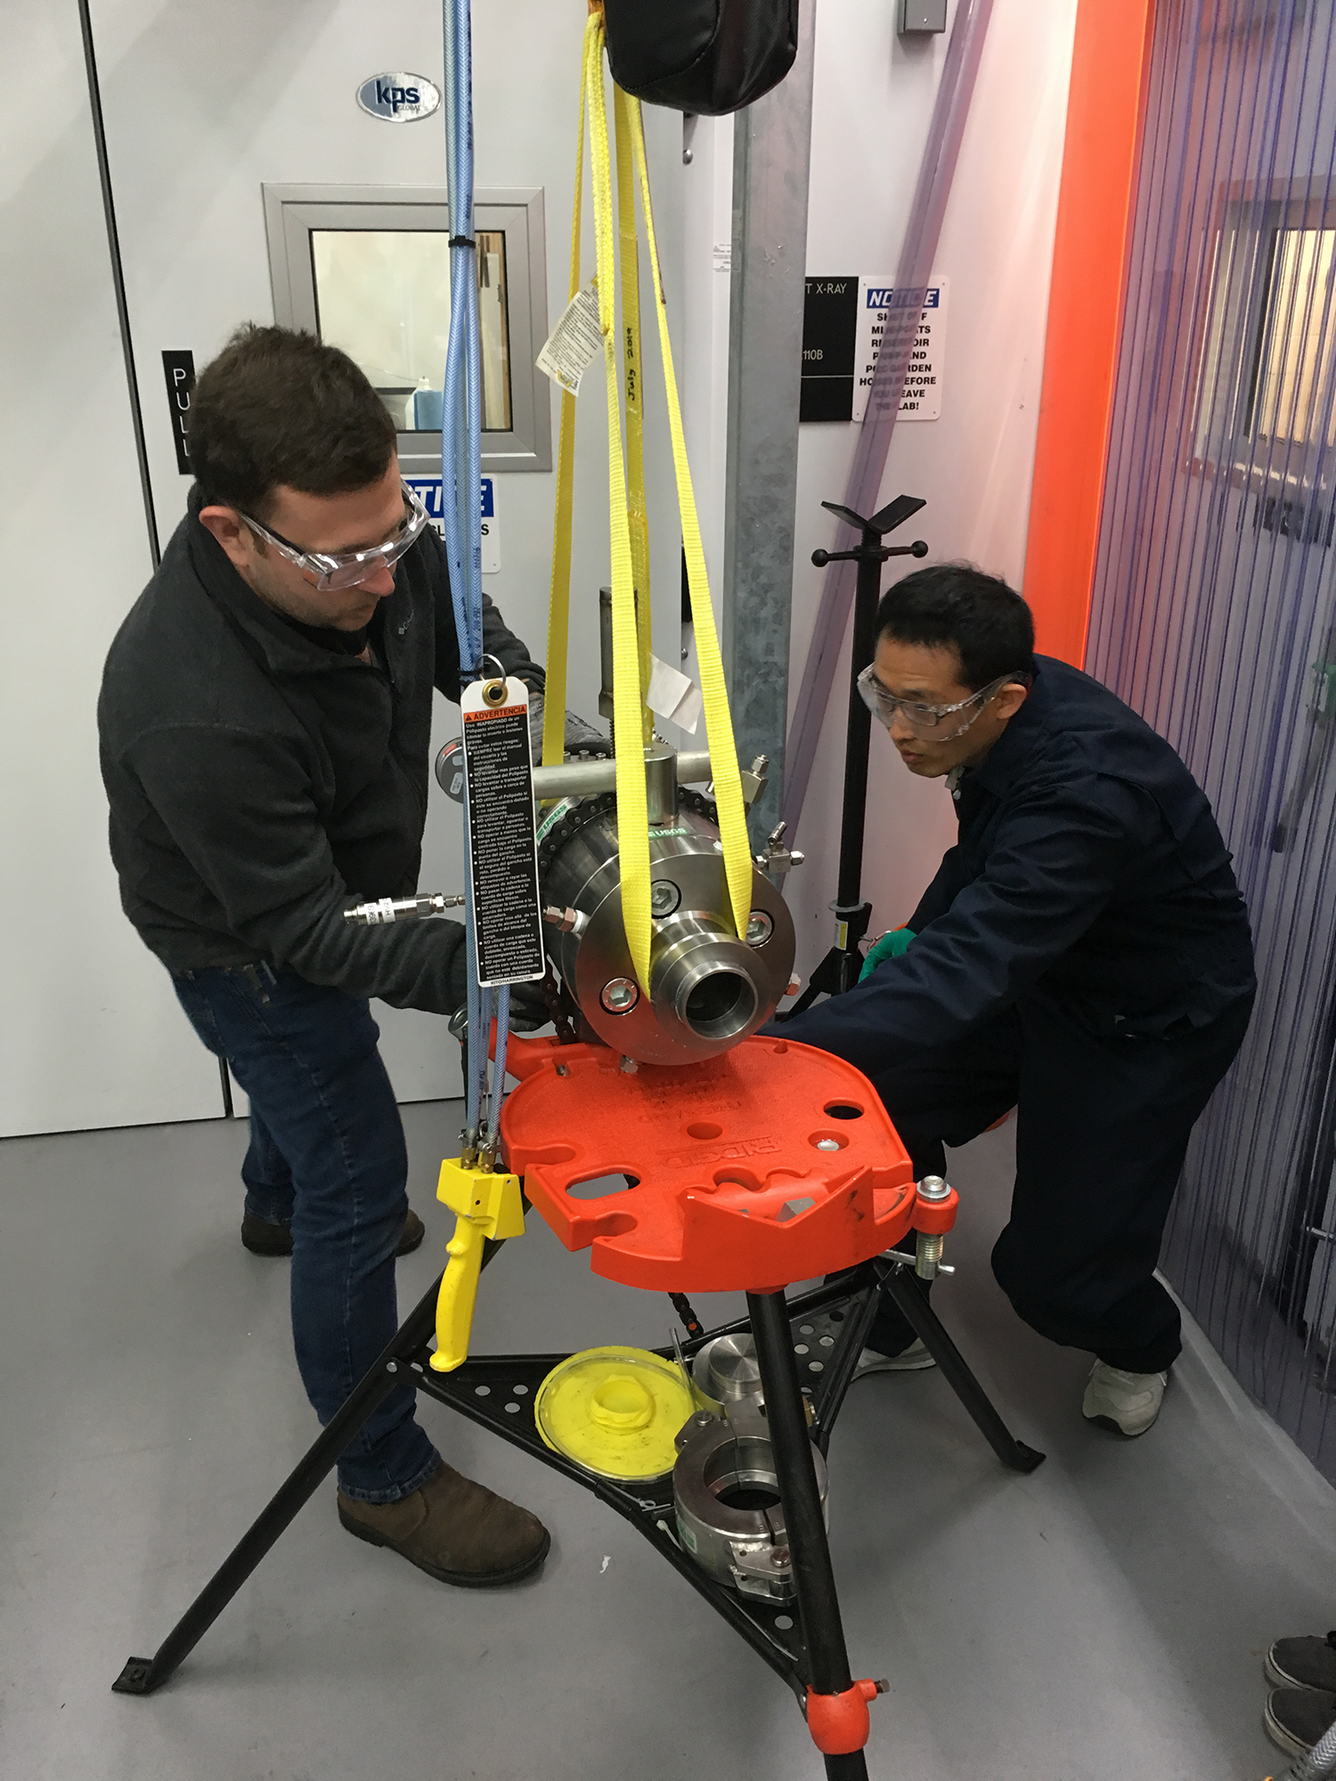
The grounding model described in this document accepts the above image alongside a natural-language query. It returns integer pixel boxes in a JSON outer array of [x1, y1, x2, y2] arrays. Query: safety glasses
[[239, 481, 429, 591], [856, 665, 1029, 740]]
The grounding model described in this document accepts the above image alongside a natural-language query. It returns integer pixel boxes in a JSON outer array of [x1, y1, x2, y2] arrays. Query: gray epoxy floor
[[3, 1103, 1335, 1781]]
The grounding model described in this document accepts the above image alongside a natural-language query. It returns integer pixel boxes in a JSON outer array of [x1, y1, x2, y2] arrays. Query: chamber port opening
[[704, 1441, 782, 1512], [682, 969, 757, 1040], [716, 1482, 782, 1512]]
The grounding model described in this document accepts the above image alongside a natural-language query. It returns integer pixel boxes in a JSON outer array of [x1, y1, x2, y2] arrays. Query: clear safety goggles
[[856, 665, 1029, 740], [240, 480, 429, 591]]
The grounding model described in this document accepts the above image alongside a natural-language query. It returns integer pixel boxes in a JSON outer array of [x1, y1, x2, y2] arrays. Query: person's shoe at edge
[[1265, 1686, 1336, 1760], [1081, 1359, 1168, 1437], [853, 1338, 937, 1377], [338, 1461, 551, 1587], [1267, 1632, 1336, 1694]]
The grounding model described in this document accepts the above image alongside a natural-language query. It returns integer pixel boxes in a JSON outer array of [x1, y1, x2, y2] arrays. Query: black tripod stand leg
[[748, 1292, 872, 1781], [822, 1757, 872, 1781], [112, 1272, 445, 1696], [878, 1264, 1045, 1473]]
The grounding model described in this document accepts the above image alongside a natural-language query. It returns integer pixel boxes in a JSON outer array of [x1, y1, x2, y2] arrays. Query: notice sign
[[404, 476, 500, 573], [852, 277, 947, 423], [799, 277, 947, 424], [460, 677, 545, 988]]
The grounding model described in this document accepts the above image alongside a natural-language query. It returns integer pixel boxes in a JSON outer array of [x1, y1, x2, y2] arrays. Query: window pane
[[310, 229, 512, 432], [477, 232, 512, 432], [1254, 227, 1336, 447]]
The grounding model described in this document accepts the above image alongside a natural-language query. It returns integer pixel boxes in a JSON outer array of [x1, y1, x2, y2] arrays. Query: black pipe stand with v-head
[[784, 495, 929, 1013]]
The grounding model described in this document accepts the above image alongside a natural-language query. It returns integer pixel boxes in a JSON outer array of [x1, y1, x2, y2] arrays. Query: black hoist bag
[[601, 0, 799, 116]]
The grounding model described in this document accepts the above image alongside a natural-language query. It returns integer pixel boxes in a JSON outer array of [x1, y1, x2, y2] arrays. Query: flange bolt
[[601, 977, 640, 1015], [746, 910, 774, 947]]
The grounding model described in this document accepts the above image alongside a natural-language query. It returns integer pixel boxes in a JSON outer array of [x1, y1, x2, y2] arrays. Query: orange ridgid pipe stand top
[[1022, 0, 1157, 667]]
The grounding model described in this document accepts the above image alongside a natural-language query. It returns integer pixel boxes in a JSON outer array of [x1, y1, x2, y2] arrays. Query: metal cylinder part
[[540, 792, 796, 1065], [644, 741, 679, 827], [673, 1402, 828, 1603], [692, 1333, 762, 1404]]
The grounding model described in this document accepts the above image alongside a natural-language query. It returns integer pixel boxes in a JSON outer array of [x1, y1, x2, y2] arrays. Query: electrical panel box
[[898, 0, 947, 32]]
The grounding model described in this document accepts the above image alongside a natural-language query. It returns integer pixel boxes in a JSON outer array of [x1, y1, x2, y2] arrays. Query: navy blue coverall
[[778, 656, 1256, 1374]]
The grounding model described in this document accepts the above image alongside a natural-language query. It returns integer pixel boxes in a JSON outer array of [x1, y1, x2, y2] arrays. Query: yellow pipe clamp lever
[[429, 1158, 526, 1372]]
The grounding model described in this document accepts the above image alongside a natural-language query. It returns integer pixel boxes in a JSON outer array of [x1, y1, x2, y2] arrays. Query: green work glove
[[859, 927, 916, 982]]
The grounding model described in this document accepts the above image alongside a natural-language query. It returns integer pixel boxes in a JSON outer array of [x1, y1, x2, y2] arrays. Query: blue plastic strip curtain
[[442, 0, 508, 1146], [781, 0, 995, 838], [1088, 0, 1336, 1477]]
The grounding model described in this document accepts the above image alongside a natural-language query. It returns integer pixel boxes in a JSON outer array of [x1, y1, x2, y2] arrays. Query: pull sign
[[460, 677, 545, 988], [162, 350, 195, 474]]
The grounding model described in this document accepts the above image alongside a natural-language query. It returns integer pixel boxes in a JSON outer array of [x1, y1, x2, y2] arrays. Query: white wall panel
[[784, 0, 1079, 983], [0, 2, 226, 1137], [86, 0, 684, 1107]]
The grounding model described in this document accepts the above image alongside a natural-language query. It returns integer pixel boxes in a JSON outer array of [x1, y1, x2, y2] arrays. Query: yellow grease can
[[533, 1346, 697, 1482]]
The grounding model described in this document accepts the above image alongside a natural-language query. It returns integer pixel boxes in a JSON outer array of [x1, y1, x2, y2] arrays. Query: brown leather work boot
[[337, 1462, 550, 1587], [241, 1207, 426, 1258]]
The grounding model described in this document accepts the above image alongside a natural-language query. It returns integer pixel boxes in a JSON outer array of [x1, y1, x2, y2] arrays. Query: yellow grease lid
[[534, 1346, 696, 1482]]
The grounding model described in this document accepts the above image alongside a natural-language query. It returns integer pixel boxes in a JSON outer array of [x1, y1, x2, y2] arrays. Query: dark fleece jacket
[[98, 492, 541, 1014]]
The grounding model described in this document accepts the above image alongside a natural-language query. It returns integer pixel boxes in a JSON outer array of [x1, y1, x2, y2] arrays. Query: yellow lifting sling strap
[[549, 11, 753, 988], [624, 94, 754, 953], [614, 84, 654, 722], [541, 34, 587, 773]]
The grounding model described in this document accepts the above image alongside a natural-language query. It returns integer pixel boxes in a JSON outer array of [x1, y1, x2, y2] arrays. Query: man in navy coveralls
[[777, 564, 1255, 1436]]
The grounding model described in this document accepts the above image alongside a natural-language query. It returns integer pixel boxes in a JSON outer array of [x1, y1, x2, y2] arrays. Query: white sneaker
[[1081, 1360, 1168, 1436], [853, 1339, 937, 1377]]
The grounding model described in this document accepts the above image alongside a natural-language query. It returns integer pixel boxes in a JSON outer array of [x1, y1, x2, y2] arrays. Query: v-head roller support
[[811, 494, 930, 569]]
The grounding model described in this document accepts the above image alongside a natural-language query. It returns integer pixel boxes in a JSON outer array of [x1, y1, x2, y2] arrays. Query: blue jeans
[[172, 964, 441, 1503]]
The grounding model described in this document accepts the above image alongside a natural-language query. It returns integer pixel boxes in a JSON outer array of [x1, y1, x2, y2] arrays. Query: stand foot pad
[[112, 1658, 158, 1695]]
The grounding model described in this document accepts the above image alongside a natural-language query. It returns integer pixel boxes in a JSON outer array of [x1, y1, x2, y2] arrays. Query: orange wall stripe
[[1022, 0, 1157, 665]]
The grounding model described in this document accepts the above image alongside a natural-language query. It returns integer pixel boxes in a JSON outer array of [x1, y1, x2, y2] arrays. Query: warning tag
[[536, 282, 604, 394], [460, 677, 545, 988]]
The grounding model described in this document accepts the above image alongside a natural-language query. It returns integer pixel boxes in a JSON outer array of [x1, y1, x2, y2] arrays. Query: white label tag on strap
[[460, 676, 546, 988], [646, 652, 704, 734], [536, 281, 603, 395]]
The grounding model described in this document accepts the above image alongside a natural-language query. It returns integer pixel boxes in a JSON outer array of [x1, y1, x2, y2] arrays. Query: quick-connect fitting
[[343, 892, 465, 925]]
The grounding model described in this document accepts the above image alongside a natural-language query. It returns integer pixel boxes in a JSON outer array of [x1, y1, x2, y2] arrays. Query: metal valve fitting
[[343, 892, 465, 926], [542, 903, 588, 937]]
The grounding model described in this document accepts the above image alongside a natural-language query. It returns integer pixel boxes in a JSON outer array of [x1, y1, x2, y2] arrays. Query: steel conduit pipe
[[531, 750, 713, 804]]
